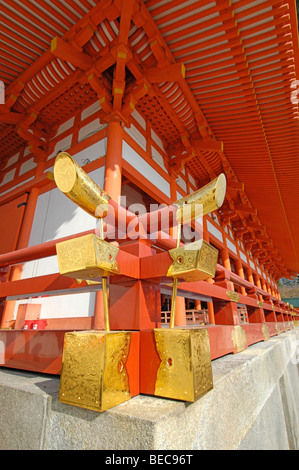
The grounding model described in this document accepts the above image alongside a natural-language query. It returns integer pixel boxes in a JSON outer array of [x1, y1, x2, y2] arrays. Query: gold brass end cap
[[214, 173, 227, 209]]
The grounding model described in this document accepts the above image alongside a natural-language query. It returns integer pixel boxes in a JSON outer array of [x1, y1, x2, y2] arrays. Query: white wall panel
[[81, 101, 100, 121], [19, 158, 37, 176], [47, 134, 73, 160], [78, 119, 104, 142], [227, 239, 237, 255], [240, 251, 247, 263], [151, 129, 164, 150], [5, 153, 19, 168], [151, 146, 167, 171], [177, 175, 187, 192], [125, 126, 146, 151], [0, 169, 16, 186], [123, 141, 170, 198], [55, 117, 75, 137], [131, 109, 146, 130]]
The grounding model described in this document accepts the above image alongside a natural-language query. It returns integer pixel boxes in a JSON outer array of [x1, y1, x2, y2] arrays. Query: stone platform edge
[[0, 327, 298, 450]]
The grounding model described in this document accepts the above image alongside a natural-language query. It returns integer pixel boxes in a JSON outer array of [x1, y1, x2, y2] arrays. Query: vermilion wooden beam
[[227, 180, 244, 191], [235, 205, 257, 215], [0, 250, 139, 300], [122, 79, 149, 117], [87, 73, 113, 115], [51, 37, 93, 70]]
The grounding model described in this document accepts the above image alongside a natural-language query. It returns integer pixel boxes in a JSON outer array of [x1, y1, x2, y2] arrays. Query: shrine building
[[0, 0, 299, 450]]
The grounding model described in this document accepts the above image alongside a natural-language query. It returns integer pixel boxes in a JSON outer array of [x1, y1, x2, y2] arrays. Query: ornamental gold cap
[[54, 152, 110, 218]]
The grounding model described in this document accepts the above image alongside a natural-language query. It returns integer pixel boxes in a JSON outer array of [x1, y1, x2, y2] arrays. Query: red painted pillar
[[104, 119, 123, 202], [93, 118, 123, 329]]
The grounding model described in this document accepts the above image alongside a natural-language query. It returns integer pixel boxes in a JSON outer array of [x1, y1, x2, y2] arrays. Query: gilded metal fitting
[[59, 330, 132, 412], [56, 233, 120, 281], [167, 239, 218, 282], [174, 173, 226, 223], [54, 152, 110, 218]]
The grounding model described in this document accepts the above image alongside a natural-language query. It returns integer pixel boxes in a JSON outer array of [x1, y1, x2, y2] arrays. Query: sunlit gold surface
[[232, 326, 247, 353], [154, 328, 213, 402], [174, 173, 226, 223], [167, 175, 226, 330], [56, 234, 120, 282], [54, 152, 110, 218], [59, 331, 131, 412], [262, 323, 270, 341], [167, 240, 219, 282], [226, 290, 240, 302]]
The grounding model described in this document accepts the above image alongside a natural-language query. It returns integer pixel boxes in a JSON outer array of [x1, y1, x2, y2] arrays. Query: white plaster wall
[[72, 138, 107, 165], [177, 175, 187, 192], [78, 119, 104, 142], [125, 125, 147, 151], [55, 117, 75, 137], [19, 158, 37, 176], [131, 109, 146, 130], [151, 146, 167, 171], [47, 135, 73, 160], [0, 169, 15, 187], [81, 101, 101, 121], [151, 129, 164, 151], [227, 238, 237, 255]]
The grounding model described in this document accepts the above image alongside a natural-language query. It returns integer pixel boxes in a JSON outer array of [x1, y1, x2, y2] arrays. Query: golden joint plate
[[56, 234, 120, 281], [153, 328, 213, 402], [232, 325, 247, 353], [167, 240, 218, 282], [59, 330, 131, 412], [262, 323, 270, 341], [226, 291, 240, 302]]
